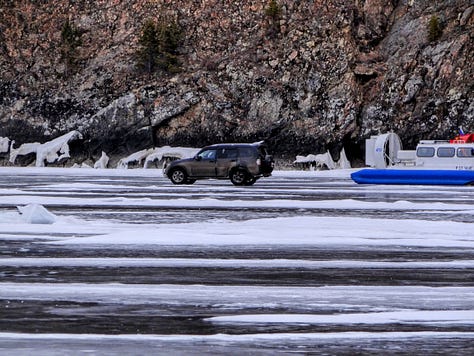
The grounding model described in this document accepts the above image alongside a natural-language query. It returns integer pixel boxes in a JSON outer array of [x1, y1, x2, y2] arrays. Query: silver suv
[[164, 142, 274, 185]]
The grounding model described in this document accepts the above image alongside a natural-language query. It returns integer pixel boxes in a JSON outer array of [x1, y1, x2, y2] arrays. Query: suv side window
[[239, 147, 256, 158], [198, 149, 217, 160], [217, 148, 238, 159]]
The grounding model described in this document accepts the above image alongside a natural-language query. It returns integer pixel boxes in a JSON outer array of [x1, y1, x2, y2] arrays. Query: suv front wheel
[[169, 167, 188, 185], [230, 168, 249, 186]]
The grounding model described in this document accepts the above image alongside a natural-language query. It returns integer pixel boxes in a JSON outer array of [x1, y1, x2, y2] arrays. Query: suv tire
[[244, 177, 257, 186], [169, 168, 188, 185], [230, 168, 248, 186]]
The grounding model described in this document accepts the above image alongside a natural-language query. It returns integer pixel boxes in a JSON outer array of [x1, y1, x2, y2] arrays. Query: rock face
[[0, 0, 473, 164]]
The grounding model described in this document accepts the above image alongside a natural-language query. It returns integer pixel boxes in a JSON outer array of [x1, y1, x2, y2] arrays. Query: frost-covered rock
[[117, 148, 155, 169], [144, 146, 199, 168], [0, 137, 10, 153], [117, 146, 199, 169], [336, 148, 351, 169], [294, 151, 336, 170], [94, 151, 109, 169], [9, 131, 82, 167], [294, 148, 351, 170], [9, 142, 41, 163], [71, 163, 92, 168]]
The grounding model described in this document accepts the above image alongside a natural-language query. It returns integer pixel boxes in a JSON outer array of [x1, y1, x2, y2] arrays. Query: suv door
[[190, 149, 217, 177], [216, 147, 238, 177]]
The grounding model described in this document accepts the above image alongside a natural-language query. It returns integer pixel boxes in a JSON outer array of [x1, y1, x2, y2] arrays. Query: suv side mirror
[[194, 155, 202, 161]]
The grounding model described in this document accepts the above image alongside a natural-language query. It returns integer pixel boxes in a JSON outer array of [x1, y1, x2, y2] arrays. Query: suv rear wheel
[[169, 168, 188, 185], [244, 177, 257, 186], [230, 169, 248, 186]]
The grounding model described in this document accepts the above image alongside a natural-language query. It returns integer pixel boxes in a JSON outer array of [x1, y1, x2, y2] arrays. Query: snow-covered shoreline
[[0, 166, 358, 178]]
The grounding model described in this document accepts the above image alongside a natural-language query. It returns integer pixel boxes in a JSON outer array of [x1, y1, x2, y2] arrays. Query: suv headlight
[[256, 158, 261, 165]]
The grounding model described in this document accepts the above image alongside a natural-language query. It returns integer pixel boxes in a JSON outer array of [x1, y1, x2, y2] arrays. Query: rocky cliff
[[1, 0, 473, 165]]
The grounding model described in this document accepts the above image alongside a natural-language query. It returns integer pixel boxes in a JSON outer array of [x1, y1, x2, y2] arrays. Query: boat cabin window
[[437, 147, 455, 157], [416, 147, 435, 157], [457, 147, 474, 157]]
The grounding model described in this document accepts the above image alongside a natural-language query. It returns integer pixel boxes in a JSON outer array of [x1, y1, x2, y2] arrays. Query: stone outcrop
[[0, 0, 473, 165]]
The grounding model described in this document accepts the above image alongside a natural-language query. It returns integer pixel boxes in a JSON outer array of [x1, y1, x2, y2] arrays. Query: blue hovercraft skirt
[[351, 169, 474, 185]]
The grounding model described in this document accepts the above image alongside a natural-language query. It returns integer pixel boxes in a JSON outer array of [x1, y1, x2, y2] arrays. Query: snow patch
[[2, 257, 474, 269], [0, 331, 473, 342], [17, 204, 56, 224], [206, 310, 474, 326], [1, 331, 473, 342], [37, 216, 474, 248], [1, 283, 472, 312]]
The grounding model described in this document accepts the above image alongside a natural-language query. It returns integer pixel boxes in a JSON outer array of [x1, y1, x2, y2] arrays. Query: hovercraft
[[351, 131, 474, 185]]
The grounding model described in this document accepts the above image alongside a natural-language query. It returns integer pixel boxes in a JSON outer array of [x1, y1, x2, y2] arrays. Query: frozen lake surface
[[1, 167, 474, 354]]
